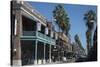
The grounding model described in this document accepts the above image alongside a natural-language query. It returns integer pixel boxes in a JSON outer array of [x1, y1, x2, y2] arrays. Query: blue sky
[[28, 1, 97, 49]]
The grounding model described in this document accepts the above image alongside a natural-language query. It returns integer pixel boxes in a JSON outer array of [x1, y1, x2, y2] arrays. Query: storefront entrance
[[21, 40, 35, 65]]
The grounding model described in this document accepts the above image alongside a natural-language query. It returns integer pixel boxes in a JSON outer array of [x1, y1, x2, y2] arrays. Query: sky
[[28, 1, 97, 49]]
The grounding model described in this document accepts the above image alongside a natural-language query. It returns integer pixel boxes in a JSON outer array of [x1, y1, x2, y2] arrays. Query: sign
[[37, 22, 41, 31], [51, 31, 53, 37], [14, 18, 17, 35], [45, 27, 48, 34]]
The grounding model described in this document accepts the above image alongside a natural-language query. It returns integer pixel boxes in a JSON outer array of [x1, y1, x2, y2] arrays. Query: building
[[56, 32, 72, 62], [72, 42, 86, 60], [11, 1, 56, 65], [11, 1, 72, 66]]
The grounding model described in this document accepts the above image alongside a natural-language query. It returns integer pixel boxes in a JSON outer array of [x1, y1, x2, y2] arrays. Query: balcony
[[21, 1, 47, 25], [21, 31, 55, 45], [23, 31, 36, 36]]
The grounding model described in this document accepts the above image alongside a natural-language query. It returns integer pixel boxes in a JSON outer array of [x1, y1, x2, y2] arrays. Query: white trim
[[49, 45, 51, 63], [14, 18, 17, 35], [43, 59, 46, 64], [34, 60, 37, 64]]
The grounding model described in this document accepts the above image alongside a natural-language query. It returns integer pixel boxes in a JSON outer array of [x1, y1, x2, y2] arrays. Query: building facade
[[72, 42, 86, 60], [11, 1, 71, 66], [11, 1, 57, 65]]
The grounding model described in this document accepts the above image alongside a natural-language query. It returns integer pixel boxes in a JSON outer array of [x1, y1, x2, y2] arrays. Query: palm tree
[[53, 4, 70, 35], [74, 34, 84, 51], [53, 4, 70, 61], [84, 10, 96, 53], [86, 30, 91, 52]]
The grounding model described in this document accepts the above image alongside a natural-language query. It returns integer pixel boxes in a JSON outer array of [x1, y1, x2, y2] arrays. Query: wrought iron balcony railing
[[22, 31, 55, 44], [23, 31, 36, 36]]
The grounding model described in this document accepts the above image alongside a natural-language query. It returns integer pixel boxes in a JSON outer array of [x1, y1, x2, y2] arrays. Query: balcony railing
[[22, 31, 55, 44], [23, 31, 36, 36]]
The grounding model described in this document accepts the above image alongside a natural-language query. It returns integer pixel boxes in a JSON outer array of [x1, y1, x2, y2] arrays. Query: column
[[43, 43, 46, 64], [34, 40, 37, 64], [49, 44, 51, 63], [13, 10, 22, 66]]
